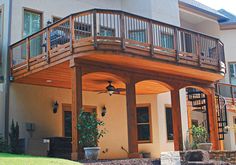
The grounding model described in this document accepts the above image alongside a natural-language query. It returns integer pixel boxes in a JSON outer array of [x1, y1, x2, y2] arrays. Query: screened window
[[129, 30, 147, 43], [181, 32, 193, 53], [64, 111, 72, 137], [161, 33, 174, 49], [23, 10, 42, 58], [136, 105, 151, 142], [229, 63, 236, 85], [165, 107, 173, 141]]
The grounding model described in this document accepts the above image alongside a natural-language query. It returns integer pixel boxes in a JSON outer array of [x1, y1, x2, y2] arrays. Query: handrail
[[216, 83, 236, 105], [10, 9, 222, 48], [10, 8, 226, 76]]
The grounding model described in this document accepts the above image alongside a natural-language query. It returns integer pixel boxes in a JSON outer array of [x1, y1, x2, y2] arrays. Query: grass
[[0, 153, 82, 165]]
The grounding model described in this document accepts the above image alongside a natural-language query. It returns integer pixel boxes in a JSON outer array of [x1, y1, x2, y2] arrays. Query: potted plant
[[77, 110, 106, 160], [190, 125, 212, 151]]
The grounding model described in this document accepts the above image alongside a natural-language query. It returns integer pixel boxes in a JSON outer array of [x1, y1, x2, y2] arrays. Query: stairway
[[187, 88, 207, 113], [215, 94, 228, 140], [187, 88, 228, 140]]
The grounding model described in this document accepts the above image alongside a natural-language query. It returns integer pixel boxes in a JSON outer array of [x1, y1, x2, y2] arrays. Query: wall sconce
[[101, 106, 107, 117], [53, 101, 59, 113]]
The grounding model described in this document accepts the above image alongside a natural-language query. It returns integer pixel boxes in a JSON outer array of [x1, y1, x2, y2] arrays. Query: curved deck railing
[[10, 9, 226, 78]]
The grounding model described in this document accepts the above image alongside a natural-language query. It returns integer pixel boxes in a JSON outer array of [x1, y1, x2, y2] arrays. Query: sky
[[196, 0, 236, 15]]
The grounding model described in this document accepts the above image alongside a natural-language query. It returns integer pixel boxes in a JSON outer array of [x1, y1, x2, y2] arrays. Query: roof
[[179, 0, 228, 21], [218, 9, 236, 25]]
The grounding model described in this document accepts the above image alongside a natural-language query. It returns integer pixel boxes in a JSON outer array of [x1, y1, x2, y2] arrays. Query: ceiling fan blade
[[116, 88, 126, 92], [97, 90, 108, 94]]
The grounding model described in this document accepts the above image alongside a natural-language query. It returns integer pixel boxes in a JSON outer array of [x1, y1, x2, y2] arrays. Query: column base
[[71, 152, 78, 161], [128, 153, 142, 158]]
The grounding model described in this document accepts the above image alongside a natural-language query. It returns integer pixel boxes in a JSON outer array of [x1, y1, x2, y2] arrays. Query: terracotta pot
[[197, 143, 212, 151], [84, 147, 100, 160]]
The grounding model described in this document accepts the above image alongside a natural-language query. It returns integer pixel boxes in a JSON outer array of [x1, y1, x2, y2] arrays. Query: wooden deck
[[10, 9, 226, 81]]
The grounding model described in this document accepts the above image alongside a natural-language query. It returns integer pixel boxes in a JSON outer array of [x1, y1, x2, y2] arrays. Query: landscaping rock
[[184, 150, 210, 162]]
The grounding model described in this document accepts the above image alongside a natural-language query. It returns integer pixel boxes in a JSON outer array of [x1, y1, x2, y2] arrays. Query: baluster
[[174, 28, 179, 62]]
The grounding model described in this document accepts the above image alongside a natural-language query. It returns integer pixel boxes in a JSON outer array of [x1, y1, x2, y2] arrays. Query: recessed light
[[46, 80, 52, 83]]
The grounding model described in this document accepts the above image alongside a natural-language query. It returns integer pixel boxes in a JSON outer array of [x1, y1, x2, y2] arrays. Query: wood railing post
[[197, 34, 201, 67], [174, 28, 179, 62], [93, 10, 97, 49], [70, 16, 75, 54], [120, 12, 125, 50], [149, 20, 154, 56], [46, 28, 51, 64], [216, 40, 221, 72], [230, 85, 235, 105], [26, 37, 30, 71], [9, 47, 13, 77]]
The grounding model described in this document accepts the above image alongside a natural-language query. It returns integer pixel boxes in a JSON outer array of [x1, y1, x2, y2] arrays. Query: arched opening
[[182, 86, 211, 149], [135, 80, 174, 156]]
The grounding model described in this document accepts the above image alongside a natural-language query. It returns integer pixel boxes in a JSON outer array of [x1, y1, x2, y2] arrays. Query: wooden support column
[[126, 79, 139, 158], [71, 66, 83, 160], [207, 88, 220, 150], [171, 89, 183, 151]]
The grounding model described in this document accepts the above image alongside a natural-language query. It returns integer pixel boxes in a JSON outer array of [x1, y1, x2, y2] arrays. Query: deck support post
[[126, 79, 139, 158], [206, 88, 220, 150], [71, 66, 83, 160], [171, 88, 183, 151]]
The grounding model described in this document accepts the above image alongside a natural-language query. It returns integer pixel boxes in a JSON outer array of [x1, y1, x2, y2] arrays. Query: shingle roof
[[218, 9, 236, 25], [179, 0, 228, 21]]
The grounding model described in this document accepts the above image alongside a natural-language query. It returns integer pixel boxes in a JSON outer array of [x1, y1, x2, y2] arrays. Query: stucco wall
[[121, 0, 180, 26], [220, 29, 236, 84], [224, 111, 236, 150], [10, 83, 163, 159]]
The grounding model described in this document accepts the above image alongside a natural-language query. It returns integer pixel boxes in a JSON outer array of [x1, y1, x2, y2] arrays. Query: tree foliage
[[77, 110, 106, 148], [9, 120, 20, 154]]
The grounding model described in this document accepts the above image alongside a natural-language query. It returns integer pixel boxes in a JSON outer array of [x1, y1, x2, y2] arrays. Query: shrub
[[190, 125, 208, 149], [77, 110, 106, 148], [0, 134, 9, 152], [9, 120, 20, 154]]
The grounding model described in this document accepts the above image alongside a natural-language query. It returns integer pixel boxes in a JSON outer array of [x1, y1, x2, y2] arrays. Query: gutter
[[4, 0, 12, 141]]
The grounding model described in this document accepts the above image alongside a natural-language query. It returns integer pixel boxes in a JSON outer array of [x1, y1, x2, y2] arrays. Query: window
[[75, 23, 92, 39], [136, 105, 152, 143], [181, 32, 193, 53], [129, 29, 147, 43], [229, 63, 236, 85], [23, 9, 42, 57], [62, 105, 96, 137], [234, 117, 236, 144], [0, 9, 3, 79], [161, 33, 174, 49], [100, 26, 115, 37], [165, 107, 173, 141]]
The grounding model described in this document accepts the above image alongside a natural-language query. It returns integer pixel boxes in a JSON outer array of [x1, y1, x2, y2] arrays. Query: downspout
[[4, 0, 12, 141]]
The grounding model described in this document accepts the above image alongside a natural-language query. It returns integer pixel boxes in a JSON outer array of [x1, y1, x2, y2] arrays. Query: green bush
[[9, 120, 20, 154], [0, 134, 9, 152], [77, 110, 106, 148], [190, 125, 208, 149]]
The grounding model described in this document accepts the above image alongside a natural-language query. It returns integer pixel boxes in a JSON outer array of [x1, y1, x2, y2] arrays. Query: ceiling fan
[[97, 81, 126, 96]]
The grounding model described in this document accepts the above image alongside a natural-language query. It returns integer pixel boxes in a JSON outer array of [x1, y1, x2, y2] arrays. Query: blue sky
[[196, 0, 236, 15]]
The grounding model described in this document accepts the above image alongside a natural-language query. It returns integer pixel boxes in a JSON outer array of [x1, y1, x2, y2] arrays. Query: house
[[0, 0, 235, 160]]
